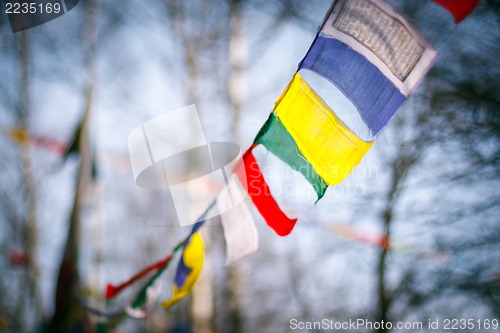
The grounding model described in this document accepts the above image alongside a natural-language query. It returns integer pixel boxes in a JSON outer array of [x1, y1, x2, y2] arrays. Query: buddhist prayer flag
[[126, 280, 161, 318], [235, 147, 298, 236], [104, 254, 172, 299], [300, 36, 405, 136], [7, 127, 67, 155], [254, 113, 328, 201], [162, 224, 205, 309], [99, 0, 445, 316], [433, 0, 479, 23], [301, 0, 437, 135], [217, 177, 259, 265], [274, 73, 373, 185]]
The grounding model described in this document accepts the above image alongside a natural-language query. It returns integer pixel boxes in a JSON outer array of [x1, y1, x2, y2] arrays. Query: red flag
[[33, 136, 67, 155], [7, 127, 67, 155], [235, 146, 297, 236], [433, 0, 479, 23], [104, 254, 172, 299]]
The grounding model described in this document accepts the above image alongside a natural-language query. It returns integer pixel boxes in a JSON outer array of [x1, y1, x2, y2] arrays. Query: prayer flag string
[[98, 0, 479, 316]]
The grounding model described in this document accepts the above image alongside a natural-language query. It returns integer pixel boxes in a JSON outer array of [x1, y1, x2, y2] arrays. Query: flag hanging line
[[85, 272, 164, 319], [99, 201, 215, 315], [88, 244, 180, 318], [104, 199, 215, 295], [238, 0, 439, 237], [89, 249, 177, 319], [5, 127, 67, 155], [83, 303, 126, 319], [104, 142, 295, 314], [99, 0, 481, 316]]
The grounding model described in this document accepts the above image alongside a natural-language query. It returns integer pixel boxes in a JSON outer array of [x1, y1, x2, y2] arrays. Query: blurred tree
[[0, 23, 41, 333], [48, 0, 100, 331], [368, 1, 500, 331], [1, 1, 498, 333]]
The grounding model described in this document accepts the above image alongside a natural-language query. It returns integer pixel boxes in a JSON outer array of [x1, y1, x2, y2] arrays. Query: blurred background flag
[[330, 224, 390, 249], [125, 280, 162, 319], [7, 127, 67, 155], [104, 254, 173, 299]]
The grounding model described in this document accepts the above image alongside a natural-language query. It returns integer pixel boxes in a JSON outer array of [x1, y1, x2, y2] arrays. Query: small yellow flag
[[161, 232, 204, 310]]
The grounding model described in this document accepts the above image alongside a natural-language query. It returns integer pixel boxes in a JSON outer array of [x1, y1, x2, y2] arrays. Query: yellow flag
[[274, 73, 373, 185], [161, 232, 204, 309]]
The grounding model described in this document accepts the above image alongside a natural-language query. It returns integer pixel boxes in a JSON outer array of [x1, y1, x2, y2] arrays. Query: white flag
[[217, 176, 259, 265]]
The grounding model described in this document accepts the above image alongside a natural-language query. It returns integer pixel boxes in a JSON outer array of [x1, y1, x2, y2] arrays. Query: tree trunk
[[375, 145, 417, 333], [49, 0, 99, 331], [17, 29, 43, 332], [225, 1, 246, 332]]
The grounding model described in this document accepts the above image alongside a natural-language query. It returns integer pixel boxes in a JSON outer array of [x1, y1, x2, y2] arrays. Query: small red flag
[[433, 0, 480, 23], [104, 254, 172, 299]]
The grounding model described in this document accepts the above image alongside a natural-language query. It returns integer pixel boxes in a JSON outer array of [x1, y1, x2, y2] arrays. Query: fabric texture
[[320, 0, 438, 96], [301, 0, 437, 135], [274, 73, 373, 185], [433, 0, 479, 23], [254, 113, 328, 200], [299, 35, 406, 135], [235, 146, 298, 236]]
